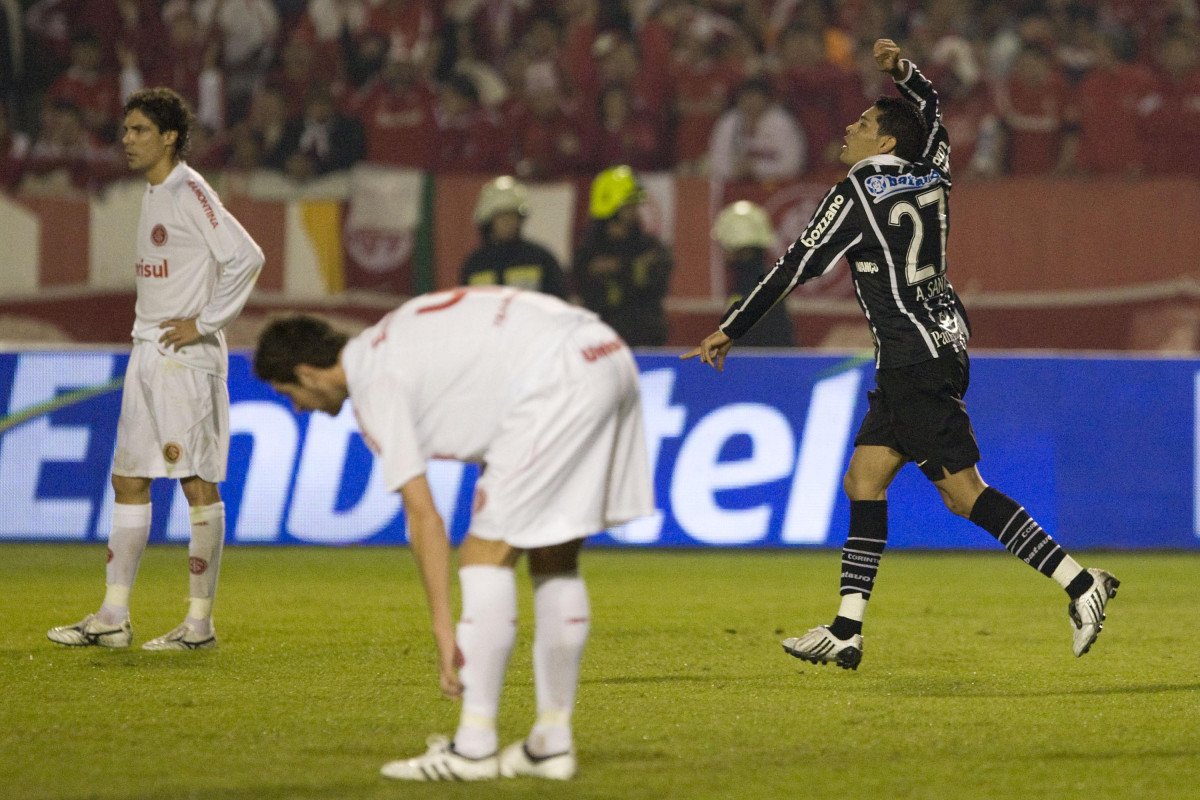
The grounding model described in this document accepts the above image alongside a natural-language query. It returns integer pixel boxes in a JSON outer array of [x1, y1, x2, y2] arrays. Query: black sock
[[829, 615, 862, 639], [840, 500, 888, 598], [1065, 570, 1095, 599], [968, 487, 1066, 577]]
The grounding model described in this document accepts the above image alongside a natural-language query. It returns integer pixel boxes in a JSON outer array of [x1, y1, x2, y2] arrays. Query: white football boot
[[142, 621, 217, 651], [499, 740, 577, 780], [47, 614, 132, 648], [380, 736, 499, 781], [782, 626, 863, 670], [1069, 568, 1120, 657]]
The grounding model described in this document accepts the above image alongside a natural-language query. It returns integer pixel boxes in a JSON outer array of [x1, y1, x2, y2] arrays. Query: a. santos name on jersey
[[914, 275, 948, 302], [800, 194, 845, 247], [863, 171, 941, 201]]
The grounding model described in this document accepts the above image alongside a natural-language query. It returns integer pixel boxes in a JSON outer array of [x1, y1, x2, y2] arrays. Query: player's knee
[[111, 474, 151, 504], [843, 471, 885, 501]]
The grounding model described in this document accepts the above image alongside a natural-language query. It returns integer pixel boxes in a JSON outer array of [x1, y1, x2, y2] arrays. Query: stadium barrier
[[1, 348, 1195, 550], [4, 173, 1200, 351]]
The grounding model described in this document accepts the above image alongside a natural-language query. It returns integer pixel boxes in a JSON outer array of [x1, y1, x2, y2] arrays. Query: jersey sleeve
[[720, 182, 862, 340], [894, 60, 952, 181], [177, 179, 265, 335], [373, 388, 427, 495]]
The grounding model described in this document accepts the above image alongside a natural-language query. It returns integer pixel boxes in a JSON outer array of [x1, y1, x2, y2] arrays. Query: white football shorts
[[468, 320, 656, 549], [112, 341, 230, 483]]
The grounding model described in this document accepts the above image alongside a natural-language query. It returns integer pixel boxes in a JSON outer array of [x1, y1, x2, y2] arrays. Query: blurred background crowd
[[1, 0, 1199, 196]]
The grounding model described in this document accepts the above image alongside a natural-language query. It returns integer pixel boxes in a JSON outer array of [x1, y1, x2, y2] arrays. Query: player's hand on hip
[[158, 317, 201, 350], [874, 39, 903, 77], [681, 330, 733, 372]]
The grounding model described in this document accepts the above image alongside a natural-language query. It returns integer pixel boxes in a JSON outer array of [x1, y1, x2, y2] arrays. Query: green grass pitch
[[2, 544, 1197, 800]]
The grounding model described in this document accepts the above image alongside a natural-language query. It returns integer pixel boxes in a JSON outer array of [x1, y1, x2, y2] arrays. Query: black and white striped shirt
[[720, 61, 970, 369]]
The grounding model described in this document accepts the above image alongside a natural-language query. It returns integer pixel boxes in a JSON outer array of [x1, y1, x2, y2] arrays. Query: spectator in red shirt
[[993, 44, 1079, 174], [119, 13, 225, 133], [46, 33, 122, 138], [594, 83, 665, 171], [431, 72, 503, 173], [350, 45, 437, 169], [290, 0, 367, 78], [1073, 31, 1156, 176], [506, 62, 591, 180], [772, 24, 862, 175], [361, 0, 443, 79], [592, 29, 670, 151], [1142, 32, 1200, 177], [669, 16, 743, 173], [23, 100, 120, 193]]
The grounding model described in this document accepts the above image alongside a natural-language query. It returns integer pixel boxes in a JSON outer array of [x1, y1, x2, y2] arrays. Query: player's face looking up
[[122, 109, 176, 178], [840, 105, 895, 166]]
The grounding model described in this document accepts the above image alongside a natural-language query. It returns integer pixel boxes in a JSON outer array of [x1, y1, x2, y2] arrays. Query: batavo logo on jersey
[[137, 259, 168, 278], [151, 224, 168, 246], [186, 180, 219, 229], [863, 171, 941, 201]]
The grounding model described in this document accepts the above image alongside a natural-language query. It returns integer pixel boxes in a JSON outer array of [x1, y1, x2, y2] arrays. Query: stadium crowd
[[0, 0, 1199, 195]]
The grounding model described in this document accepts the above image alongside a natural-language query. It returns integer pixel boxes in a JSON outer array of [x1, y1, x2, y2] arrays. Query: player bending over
[[254, 288, 654, 781], [48, 87, 263, 651], [685, 40, 1118, 669]]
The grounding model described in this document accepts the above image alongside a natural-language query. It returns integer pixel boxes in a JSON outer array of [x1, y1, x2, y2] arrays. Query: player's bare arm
[[158, 317, 202, 350], [681, 330, 734, 372], [874, 38, 905, 79], [399, 474, 464, 700]]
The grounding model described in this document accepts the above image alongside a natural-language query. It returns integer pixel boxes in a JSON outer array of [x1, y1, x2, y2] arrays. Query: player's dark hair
[[873, 96, 928, 162], [254, 316, 349, 385], [124, 87, 194, 160]]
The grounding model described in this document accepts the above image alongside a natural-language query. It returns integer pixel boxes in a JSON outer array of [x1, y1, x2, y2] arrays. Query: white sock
[[1051, 554, 1085, 590], [187, 503, 225, 624], [100, 503, 152, 624], [837, 592, 868, 622], [529, 573, 589, 757], [454, 565, 517, 758]]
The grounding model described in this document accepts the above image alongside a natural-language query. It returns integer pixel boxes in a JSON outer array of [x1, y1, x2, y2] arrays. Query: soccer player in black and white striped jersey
[[684, 39, 1119, 668]]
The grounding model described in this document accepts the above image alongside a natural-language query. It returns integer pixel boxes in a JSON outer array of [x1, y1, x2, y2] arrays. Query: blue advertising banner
[[0, 348, 1195, 549]]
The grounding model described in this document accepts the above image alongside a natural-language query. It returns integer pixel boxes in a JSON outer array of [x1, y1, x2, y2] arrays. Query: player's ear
[[294, 363, 320, 388], [878, 134, 898, 155]]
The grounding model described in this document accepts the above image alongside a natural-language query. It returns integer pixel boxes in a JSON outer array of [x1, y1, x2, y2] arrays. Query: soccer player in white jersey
[[48, 88, 263, 651], [253, 288, 655, 781]]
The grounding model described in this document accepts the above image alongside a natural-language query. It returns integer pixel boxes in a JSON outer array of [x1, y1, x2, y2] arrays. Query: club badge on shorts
[[189, 557, 208, 575], [163, 442, 182, 464]]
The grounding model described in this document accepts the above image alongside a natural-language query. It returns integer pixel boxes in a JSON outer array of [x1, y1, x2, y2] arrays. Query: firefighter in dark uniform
[[685, 39, 1118, 670], [574, 165, 672, 347], [460, 175, 567, 298], [713, 200, 794, 348]]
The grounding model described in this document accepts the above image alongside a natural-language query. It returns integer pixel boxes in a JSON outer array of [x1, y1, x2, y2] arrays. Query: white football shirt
[[131, 161, 264, 377], [340, 288, 602, 493]]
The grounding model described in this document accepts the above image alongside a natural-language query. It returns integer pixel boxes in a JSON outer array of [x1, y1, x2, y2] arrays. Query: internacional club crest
[[163, 442, 182, 464], [189, 557, 208, 575], [151, 224, 168, 246]]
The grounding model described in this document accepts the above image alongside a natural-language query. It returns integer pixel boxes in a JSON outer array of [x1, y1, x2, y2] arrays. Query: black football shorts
[[853, 350, 981, 481]]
